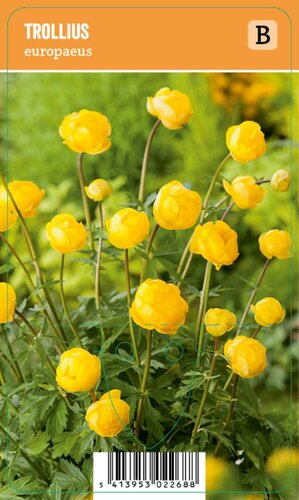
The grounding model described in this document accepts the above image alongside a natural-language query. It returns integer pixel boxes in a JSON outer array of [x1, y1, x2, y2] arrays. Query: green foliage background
[[0, 72, 298, 499]]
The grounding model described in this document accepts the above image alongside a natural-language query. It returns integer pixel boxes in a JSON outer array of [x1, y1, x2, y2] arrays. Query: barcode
[[107, 452, 200, 484]]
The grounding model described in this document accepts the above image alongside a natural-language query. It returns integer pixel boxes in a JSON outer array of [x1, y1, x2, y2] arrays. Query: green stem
[[251, 325, 262, 339], [200, 153, 231, 223], [0, 232, 66, 352], [176, 154, 231, 276], [221, 201, 235, 221], [77, 153, 95, 251], [95, 201, 104, 309], [135, 330, 152, 440], [138, 120, 161, 205], [0, 345, 20, 381], [0, 421, 48, 483], [1, 325, 24, 383], [140, 223, 159, 283], [59, 254, 83, 347], [90, 388, 97, 402], [215, 374, 239, 456], [178, 252, 193, 285], [14, 311, 57, 377], [190, 337, 219, 445], [235, 259, 271, 337], [195, 261, 213, 368], [124, 249, 141, 369]]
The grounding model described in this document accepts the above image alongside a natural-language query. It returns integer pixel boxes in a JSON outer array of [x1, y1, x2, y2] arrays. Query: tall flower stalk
[[135, 330, 152, 439], [138, 120, 161, 205], [77, 153, 94, 251], [124, 249, 141, 369], [95, 201, 104, 309], [59, 254, 83, 347]]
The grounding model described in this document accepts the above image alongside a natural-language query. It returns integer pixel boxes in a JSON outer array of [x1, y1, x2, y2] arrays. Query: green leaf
[[24, 431, 50, 455], [52, 432, 79, 459], [47, 399, 68, 436]]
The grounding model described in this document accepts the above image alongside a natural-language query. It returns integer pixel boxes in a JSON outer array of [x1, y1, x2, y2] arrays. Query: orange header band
[[2, 1, 297, 71]]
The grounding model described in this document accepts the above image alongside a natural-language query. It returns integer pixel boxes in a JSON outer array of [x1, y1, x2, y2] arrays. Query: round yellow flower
[[271, 169, 290, 192], [224, 336, 267, 378], [59, 109, 111, 155], [266, 448, 299, 476], [85, 390, 130, 437], [206, 456, 229, 491], [106, 208, 149, 249], [0, 185, 18, 232], [153, 180, 202, 230], [8, 181, 45, 218], [46, 213, 87, 254], [190, 221, 239, 270], [223, 176, 266, 209], [146, 87, 193, 130], [56, 348, 101, 393], [251, 297, 286, 327], [0, 283, 16, 323], [204, 308, 237, 337], [130, 279, 189, 335], [259, 229, 291, 260], [84, 179, 112, 202], [226, 121, 266, 163]]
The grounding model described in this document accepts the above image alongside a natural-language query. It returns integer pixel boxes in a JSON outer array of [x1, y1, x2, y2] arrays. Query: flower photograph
[[0, 72, 298, 499]]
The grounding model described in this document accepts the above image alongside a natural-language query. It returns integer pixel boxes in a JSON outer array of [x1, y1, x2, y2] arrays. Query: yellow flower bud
[[224, 336, 267, 378], [130, 279, 189, 334], [56, 348, 101, 392], [271, 169, 290, 192], [106, 208, 149, 249], [8, 181, 45, 218], [259, 229, 291, 260], [204, 308, 237, 337], [251, 297, 286, 327], [190, 221, 239, 270], [223, 176, 266, 209], [0, 185, 18, 232], [226, 121, 266, 163], [59, 109, 111, 155], [46, 213, 87, 254], [153, 180, 202, 230], [146, 87, 193, 130], [266, 448, 299, 476], [84, 179, 112, 202], [206, 456, 229, 491], [85, 390, 130, 438], [0, 283, 16, 323]]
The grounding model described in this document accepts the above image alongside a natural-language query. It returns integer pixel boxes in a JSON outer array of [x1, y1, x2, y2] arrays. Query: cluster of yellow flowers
[[208, 73, 277, 118], [0, 86, 292, 442]]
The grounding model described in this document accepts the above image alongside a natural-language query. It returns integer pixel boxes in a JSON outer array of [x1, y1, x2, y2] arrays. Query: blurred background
[[0, 71, 298, 432]]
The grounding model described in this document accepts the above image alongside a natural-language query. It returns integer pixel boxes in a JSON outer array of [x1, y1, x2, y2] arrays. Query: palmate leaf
[[242, 466, 272, 491], [142, 396, 165, 441], [0, 477, 46, 498], [46, 399, 68, 437], [24, 431, 50, 455], [52, 432, 80, 459], [52, 459, 90, 494]]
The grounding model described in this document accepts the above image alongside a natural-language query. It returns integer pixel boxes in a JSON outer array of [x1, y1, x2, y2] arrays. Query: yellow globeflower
[[8, 181, 45, 218], [271, 169, 290, 192], [251, 297, 285, 327], [85, 179, 112, 202], [106, 208, 149, 249], [206, 456, 229, 491], [85, 390, 130, 438], [259, 229, 291, 260], [130, 279, 189, 335], [46, 213, 87, 254], [223, 176, 266, 209], [226, 121, 266, 163], [224, 336, 267, 379], [266, 448, 299, 476], [59, 109, 111, 155], [56, 348, 101, 392], [204, 308, 237, 337], [147, 87, 193, 130], [153, 180, 202, 230], [190, 221, 239, 270], [0, 283, 16, 323], [0, 185, 18, 232]]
